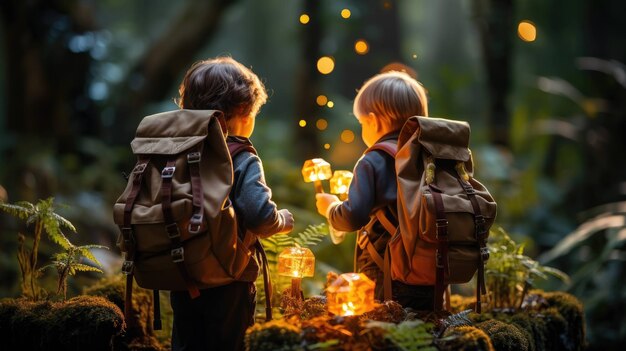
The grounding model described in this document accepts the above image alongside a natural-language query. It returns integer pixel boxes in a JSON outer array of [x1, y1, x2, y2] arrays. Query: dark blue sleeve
[[231, 153, 287, 238], [328, 150, 397, 232]]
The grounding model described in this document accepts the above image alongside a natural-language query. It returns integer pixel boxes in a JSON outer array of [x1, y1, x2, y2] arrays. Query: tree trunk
[[472, 0, 514, 148], [294, 0, 323, 160]]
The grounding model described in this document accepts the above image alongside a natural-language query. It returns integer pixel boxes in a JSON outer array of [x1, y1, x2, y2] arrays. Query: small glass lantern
[[329, 170, 353, 200], [278, 247, 315, 300], [302, 158, 332, 193], [326, 273, 376, 316]]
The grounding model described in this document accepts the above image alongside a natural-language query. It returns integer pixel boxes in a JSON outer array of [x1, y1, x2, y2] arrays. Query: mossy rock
[[441, 325, 495, 351], [535, 291, 586, 350], [477, 319, 529, 351], [245, 318, 302, 351], [84, 275, 168, 351], [0, 296, 124, 351]]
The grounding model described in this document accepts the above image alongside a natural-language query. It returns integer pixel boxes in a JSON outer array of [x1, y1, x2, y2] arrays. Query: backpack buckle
[[122, 260, 134, 275], [187, 152, 201, 164], [436, 251, 444, 268], [188, 214, 203, 234], [171, 247, 185, 263], [165, 223, 180, 239], [480, 247, 490, 261], [161, 166, 176, 179], [132, 163, 147, 174]]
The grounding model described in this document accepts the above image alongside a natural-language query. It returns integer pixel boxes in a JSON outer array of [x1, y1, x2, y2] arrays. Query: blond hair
[[353, 71, 428, 130]]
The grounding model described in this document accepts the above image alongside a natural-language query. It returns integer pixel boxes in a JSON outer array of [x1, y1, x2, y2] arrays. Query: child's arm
[[316, 157, 378, 232], [232, 155, 294, 238]]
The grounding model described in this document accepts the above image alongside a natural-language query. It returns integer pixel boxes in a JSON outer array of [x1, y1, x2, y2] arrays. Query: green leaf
[[538, 214, 625, 263]]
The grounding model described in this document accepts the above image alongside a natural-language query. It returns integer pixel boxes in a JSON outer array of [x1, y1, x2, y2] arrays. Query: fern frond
[[42, 216, 72, 250], [438, 310, 473, 337], [76, 245, 108, 268], [293, 223, 328, 247], [71, 263, 103, 274], [51, 212, 77, 232], [0, 202, 33, 220], [38, 263, 59, 273]]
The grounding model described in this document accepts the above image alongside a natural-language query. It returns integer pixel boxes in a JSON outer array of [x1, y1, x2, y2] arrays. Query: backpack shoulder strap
[[227, 138, 258, 158], [226, 138, 273, 320], [366, 140, 398, 158]]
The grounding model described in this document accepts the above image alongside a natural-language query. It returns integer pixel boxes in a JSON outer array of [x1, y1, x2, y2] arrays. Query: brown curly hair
[[177, 56, 268, 120]]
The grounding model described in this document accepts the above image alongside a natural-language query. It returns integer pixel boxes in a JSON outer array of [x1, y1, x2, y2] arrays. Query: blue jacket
[[228, 136, 290, 281], [328, 132, 399, 273]]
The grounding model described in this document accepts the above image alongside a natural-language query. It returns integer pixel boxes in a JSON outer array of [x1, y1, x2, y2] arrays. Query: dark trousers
[[392, 281, 435, 311], [170, 281, 256, 351]]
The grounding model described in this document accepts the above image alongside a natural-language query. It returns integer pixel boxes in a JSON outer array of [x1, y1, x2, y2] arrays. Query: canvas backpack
[[113, 109, 272, 328], [363, 116, 497, 312]]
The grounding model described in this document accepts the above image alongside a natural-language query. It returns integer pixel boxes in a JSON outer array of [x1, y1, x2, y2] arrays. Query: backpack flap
[[130, 109, 226, 155]]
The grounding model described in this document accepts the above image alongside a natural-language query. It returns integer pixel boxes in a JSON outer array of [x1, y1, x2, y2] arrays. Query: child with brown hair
[[171, 56, 294, 351], [316, 70, 432, 310]]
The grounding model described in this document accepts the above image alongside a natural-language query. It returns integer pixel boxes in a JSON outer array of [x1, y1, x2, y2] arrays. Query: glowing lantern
[[278, 247, 315, 300], [330, 170, 353, 200], [302, 158, 332, 193], [326, 273, 376, 316]]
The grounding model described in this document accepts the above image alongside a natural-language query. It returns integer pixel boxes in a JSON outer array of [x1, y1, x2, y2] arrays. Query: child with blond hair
[[316, 70, 432, 310]]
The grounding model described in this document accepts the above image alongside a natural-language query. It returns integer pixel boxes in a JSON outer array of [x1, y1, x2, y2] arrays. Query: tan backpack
[[367, 116, 496, 312], [113, 109, 271, 328]]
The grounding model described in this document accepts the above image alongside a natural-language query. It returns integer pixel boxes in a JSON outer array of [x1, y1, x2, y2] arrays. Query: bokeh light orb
[[518, 20, 537, 42], [341, 130, 355, 143], [317, 56, 335, 75], [355, 40, 369, 55]]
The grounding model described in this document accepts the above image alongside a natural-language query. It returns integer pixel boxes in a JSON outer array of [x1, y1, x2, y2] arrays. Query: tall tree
[[472, 0, 515, 147], [294, 0, 322, 159]]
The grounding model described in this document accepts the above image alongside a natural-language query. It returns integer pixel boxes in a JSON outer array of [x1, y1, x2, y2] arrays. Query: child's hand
[[316, 193, 341, 218], [277, 209, 294, 234]]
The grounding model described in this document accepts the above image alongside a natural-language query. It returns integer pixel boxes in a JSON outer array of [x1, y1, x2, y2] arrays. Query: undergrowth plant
[[39, 244, 107, 300], [0, 197, 105, 300], [485, 227, 570, 310]]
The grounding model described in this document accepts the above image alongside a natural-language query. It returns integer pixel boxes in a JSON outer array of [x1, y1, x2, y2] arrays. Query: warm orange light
[[316, 95, 328, 106], [316, 119, 328, 131], [518, 20, 537, 42], [278, 247, 315, 278], [340, 130, 355, 143], [299, 119, 307, 127], [330, 171, 353, 196], [341, 9, 351, 19], [326, 273, 376, 316], [300, 14, 310, 24], [317, 56, 335, 75], [327, 101, 334, 108], [324, 143, 331, 150], [355, 40, 369, 55]]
